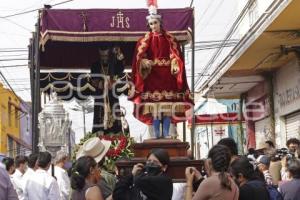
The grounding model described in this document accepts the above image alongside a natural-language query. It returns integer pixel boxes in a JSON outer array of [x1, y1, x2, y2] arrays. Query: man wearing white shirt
[[23, 151, 61, 200], [11, 155, 28, 200], [22, 153, 38, 189], [52, 150, 71, 200]]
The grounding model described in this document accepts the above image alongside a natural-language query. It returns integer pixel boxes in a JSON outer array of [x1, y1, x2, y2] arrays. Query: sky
[[0, 0, 240, 142]]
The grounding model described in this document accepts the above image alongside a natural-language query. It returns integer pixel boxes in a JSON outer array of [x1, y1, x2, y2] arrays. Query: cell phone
[[190, 168, 193, 173]]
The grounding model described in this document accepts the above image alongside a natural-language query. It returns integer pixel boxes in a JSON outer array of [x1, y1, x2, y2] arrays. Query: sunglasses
[[149, 21, 158, 26]]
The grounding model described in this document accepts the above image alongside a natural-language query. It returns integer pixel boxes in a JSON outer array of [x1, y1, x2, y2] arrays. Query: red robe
[[129, 31, 193, 124]]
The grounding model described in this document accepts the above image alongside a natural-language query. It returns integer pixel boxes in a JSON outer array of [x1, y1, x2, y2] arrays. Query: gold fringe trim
[[41, 30, 189, 37], [40, 72, 90, 81], [136, 32, 150, 63], [39, 33, 188, 51], [41, 82, 96, 93], [141, 102, 187, 115]]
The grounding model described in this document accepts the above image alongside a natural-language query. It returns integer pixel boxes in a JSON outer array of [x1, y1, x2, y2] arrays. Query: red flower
[[99, 134, 131, 159]]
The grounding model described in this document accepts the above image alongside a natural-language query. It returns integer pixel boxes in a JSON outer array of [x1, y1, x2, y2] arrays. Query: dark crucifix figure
[[90, 46, 126, 135]]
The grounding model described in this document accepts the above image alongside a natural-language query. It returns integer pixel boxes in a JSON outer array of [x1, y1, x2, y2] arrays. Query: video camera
[[275, 148, 295, 160]]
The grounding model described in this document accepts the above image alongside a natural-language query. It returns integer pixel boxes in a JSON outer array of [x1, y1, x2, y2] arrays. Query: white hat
[[146, 0, 161, 22], [146, 6, 161, 21], [76, 137, 111, 163]]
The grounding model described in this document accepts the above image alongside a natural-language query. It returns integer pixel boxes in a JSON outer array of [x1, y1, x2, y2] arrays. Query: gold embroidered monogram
[[140, 90, 189, 101]]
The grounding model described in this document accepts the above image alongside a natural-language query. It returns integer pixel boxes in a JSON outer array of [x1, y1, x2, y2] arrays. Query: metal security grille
[[285, 111, 300, 140]]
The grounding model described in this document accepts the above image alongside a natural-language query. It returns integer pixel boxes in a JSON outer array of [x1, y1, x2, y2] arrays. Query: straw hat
[[76, 137, 111, 163]]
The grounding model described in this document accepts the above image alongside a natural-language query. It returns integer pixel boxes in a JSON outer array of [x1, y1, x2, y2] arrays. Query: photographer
[[286, 138, 300, 156], [256, 155, 273, 186], [185, 145, 239, 200], [113, 148, 173, 200], [278, 158, 300, 200], [280, 138, 300, 181]]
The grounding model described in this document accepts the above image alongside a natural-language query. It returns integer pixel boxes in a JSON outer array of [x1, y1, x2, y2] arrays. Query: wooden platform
[[132, 138, 189, 157], [116, 138, 203, 181]]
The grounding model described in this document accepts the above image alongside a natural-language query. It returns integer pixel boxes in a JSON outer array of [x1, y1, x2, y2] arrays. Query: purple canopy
[[39, 8, 193, 69]]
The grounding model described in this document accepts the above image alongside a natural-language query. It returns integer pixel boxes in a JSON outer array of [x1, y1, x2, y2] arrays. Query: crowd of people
[[1, 137, 300, 200]]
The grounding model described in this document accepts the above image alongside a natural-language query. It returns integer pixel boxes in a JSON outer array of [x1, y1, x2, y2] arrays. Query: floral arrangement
[[72, 132, 134, 172]]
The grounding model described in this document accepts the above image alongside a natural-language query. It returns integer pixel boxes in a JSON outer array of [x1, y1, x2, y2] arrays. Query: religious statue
[[129, 1, 193, 139], [90, 46, 126, 135]]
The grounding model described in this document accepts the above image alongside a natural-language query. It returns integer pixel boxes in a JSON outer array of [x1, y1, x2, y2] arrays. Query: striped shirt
[[263, 170, 274, 185]]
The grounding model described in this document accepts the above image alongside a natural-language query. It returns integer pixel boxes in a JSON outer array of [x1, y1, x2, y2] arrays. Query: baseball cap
[[256, 155, 270, 166]]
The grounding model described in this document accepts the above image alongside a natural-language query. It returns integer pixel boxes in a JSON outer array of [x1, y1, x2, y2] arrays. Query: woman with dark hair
[[230, 156, 269, 200], [185, 145, 239, 200], [70, 156, 104, 200], [2, 157, 15, 175], [113, 148, 173, 200]]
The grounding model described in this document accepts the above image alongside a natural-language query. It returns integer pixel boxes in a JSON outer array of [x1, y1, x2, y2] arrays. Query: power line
[[0, 48, 27, 50], [0, 54, 28, 57], [193, 43, 238, 52], [0, 0, 74, 18], [194, 39, 239, 44], [189, 0, 194, 7], [0, 71, 30, 107], [0, 50, 27, 52], [0, 64, 28, 68], [195, 0, 216, 28], [194, 0, 254, 89], [0, 17, 32, 32], [0, 58, 28, 61]]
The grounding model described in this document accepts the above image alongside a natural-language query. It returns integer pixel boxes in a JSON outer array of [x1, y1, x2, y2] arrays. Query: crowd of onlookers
[[1, 137, 300, 200], [182, 137, 300, 200]]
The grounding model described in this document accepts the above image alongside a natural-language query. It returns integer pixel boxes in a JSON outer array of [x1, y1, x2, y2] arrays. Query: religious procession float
[[29, 0, 201, 180]]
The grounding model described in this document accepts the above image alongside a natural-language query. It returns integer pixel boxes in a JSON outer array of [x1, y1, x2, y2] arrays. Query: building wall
[[245, 80, 270, 148], [274, 58, 300, 147], [193, 99, 245, 158], [0, 83, 20, 156], [20, 102, 32, 145], [20, 102, 32, 154]]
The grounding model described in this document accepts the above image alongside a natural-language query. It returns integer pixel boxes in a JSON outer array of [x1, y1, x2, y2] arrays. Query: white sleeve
[[48, 179, 61, 200], [59, 172, 71, 200]]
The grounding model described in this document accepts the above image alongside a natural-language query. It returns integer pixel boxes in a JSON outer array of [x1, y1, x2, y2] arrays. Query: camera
[[275, 148, 295, 160]]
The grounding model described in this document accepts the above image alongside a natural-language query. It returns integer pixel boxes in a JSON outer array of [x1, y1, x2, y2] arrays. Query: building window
[[248, 0, 258, 27], [7, 137, 14, 157], [26, 115, 29, 132], [16, 143, 20, 155], [8, 99, 11, 127], [15, 108, 18, 128]]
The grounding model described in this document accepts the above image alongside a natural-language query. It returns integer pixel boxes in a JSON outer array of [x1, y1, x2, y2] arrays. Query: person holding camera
[[256, 155, 274, 186], [185, 145, 239, 200], [113, 148, 173, 200], [230, 157, 269, 200], [280, 138, 300, 181]]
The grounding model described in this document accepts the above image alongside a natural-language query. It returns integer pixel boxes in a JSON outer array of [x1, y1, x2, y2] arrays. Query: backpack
[[265, 185, 283, 200]]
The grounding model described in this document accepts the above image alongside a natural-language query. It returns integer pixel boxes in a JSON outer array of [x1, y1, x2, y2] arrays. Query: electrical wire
[[0, 58, 28, 61], [194, 0, 254, 89], [195, 0, 216, 29], [189, 0, 194, 7], [0, 70, 31, 105], [0, 64, 28, 68], [0, 0, 74, 18]]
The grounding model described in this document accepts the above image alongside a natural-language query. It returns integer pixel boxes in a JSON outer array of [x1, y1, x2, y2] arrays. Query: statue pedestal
[[116, 138, 203, 181], [132, 138, 189, 157]]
